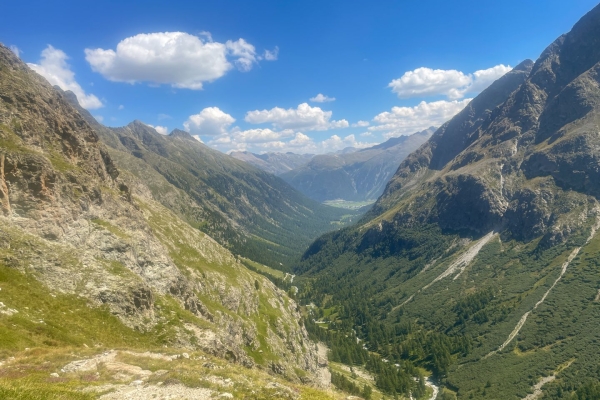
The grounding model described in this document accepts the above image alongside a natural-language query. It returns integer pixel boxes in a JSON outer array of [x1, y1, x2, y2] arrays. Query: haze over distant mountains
[[229, 151, 314, 176], [232, 128, 434, 203]]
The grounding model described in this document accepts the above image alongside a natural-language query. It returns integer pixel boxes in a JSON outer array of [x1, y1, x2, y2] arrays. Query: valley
[[2, 2, 600, 400]]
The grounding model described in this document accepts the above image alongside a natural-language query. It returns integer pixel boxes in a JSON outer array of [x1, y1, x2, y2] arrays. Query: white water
[[426, 377, 439, 400]]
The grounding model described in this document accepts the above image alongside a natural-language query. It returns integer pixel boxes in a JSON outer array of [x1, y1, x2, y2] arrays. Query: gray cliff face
[[0, 43, 319, 382], [368, 4, 600, 245]]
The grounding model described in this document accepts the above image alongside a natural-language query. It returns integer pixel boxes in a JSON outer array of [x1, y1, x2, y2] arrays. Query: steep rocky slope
[[280, 128, 434, 202], [58, 95, 350, 270], [298, 4, 600, 399], [0, 43, 336, 397], [230, 151, 314, 175]]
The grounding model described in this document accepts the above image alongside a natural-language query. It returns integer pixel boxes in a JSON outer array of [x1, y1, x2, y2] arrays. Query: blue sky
[[2, 0, 598, 153]]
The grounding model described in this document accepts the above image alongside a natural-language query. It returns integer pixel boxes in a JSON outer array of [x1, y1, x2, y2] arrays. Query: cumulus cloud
[[245, 103, 348, 131], [184, 107, 235, 136], [142, 122, 168, 135], [151, 125, 168, 135], [469, 65, 514, 93], [289, 132, 312, 147], [28, 45, 103, 110], [233, 128, 287, 143], [118, 104, 124, 110], [85, 32, 268, 90], [225, 38, 257, 71], [263, 46, 279, 61], [370, 99, 471, 138], [310, 93, 335, 103], [352, 120, 370, 127], [388, 64, 512, 100], [9, 45, 21, 58], [210, 129, 374, 154]]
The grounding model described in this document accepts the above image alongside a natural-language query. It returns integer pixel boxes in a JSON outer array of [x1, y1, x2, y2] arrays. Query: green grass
[[0, 124, 35, 154], [47, 150, 76, 173], [0, 264, 160, 351], [323, 199, 376, 210], [240, 257, 285, 279]]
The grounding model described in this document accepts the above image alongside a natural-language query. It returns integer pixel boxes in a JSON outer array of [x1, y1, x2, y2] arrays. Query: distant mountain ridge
[[280, 128, 435, 202], [229, 151, 314, 175]]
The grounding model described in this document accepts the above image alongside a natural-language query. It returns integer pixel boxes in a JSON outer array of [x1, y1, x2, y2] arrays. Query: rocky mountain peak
[[371, 4, 600, 244], [169, 128, 196, 141]]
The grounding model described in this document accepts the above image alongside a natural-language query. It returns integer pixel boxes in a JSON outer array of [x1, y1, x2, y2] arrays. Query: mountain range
[[298, 4, 600, 399], [232, 128, 434, 203], [57, 93, 352, 270], [229, 151, 314, 176]]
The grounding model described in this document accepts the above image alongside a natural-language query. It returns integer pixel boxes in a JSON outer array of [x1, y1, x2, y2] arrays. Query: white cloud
[[184, 107, 235, 136], [234, 128, 286, 143], [118, 104, 124, 110], [28, 45, 104, 110], [388, 64, 512, 100], [209, 129, 374, 154], [198, 31, 213, 42], [225, 38, 257, 72], [144, 123, 168, 135], [263, 46, 279, 61], [352, 120, 370, 127], [289, 132, 312, 147], [9, 45, 21, 58], [469, 65, 514, 93], [85, 32, 268, 90], [154, 126, 168, 135], [318, 134, 374, 152], [158, 113, 171, 120], [245, 103, 348, 131], [94, 115, 104, 123], [370, 99, 471, 138], [360, 131, 372, 137], [310, 93, 335, 103]]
